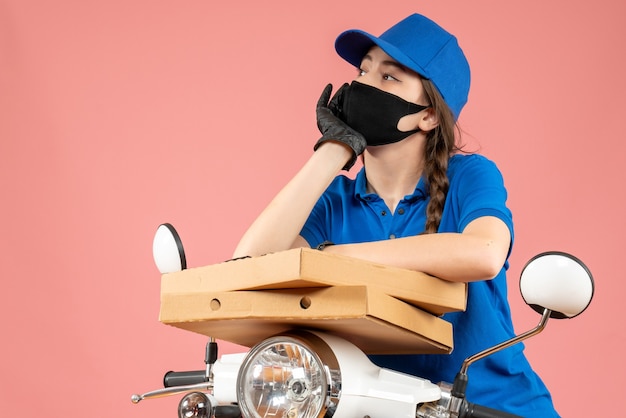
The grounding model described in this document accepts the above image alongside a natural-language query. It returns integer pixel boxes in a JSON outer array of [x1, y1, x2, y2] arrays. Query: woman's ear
[[418, 108, 439, 132], [398, 107, 438, 133]]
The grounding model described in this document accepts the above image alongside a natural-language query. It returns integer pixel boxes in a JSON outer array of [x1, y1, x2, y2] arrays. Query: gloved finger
[[329, 83, 349, 116], [329, 83, 348, 106], [317, 83, 333, 110]]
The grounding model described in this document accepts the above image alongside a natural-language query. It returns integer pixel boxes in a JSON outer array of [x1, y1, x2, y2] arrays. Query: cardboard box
[[160, 286, 453, 354], [161, 248, 466, 315]]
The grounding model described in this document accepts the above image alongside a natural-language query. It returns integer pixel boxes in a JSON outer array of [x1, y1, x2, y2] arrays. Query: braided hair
[[420, 79, 463, 234]]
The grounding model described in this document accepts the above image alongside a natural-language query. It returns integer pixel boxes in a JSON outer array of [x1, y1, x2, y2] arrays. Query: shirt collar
[[354, 167, 428, 202]]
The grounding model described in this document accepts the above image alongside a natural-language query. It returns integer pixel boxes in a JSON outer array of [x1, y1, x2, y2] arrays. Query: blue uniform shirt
[[300, 154, 559, 417]]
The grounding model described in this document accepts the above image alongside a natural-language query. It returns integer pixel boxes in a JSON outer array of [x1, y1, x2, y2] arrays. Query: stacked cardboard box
[[159, 248, 466, 354]]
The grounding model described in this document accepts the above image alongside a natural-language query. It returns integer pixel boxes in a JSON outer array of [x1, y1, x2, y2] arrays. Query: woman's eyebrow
[[380, 60, 408, 72], [360, 54, 407, 72]]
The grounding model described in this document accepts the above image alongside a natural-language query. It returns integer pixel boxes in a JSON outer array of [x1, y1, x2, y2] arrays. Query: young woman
[[233, 13, 559, 417]]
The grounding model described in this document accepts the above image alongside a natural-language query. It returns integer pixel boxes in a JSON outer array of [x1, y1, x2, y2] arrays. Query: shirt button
[[381, 210, 387, 216], [397, 208, 405, 215], [389, 234, 396, 239]]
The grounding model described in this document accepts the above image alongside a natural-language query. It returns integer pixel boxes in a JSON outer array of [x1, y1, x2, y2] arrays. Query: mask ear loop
[[396, 104, 432, 137]]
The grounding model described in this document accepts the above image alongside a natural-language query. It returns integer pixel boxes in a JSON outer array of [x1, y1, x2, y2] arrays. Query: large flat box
[[161, 248, 466, 315], [160, 286, 453, 354]]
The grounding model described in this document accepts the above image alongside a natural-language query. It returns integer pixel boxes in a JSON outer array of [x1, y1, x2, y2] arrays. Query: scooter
[[131, 223, 594, 418]]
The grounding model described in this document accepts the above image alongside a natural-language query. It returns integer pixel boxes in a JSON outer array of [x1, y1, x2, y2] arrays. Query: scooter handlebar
[[463, 402, 522, 418], [163, 370, 207, 387]]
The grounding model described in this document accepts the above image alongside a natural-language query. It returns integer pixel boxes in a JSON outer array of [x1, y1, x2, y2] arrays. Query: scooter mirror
[[152, 223, 187, 274], [519, 251, 594, 319]]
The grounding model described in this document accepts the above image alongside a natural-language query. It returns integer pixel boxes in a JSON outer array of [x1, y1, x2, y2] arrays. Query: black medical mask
[[340, 81, 429, 146]]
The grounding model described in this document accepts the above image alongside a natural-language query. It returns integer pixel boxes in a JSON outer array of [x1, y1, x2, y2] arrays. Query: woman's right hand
[[314, 83, 366, 170]]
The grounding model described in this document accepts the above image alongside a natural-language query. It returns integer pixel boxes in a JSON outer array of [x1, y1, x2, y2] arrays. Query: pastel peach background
[[1, 1, 624, 417]]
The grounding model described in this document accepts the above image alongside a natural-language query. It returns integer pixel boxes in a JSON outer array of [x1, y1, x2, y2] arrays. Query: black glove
[[314, 83, 366, 170]]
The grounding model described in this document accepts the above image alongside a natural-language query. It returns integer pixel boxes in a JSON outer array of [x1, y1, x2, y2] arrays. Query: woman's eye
[[383, 74, 398, 81], [358, 69, 367, 76]]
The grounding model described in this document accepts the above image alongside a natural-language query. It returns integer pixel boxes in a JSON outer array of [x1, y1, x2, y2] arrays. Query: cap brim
[[334, 29, 429, 79]]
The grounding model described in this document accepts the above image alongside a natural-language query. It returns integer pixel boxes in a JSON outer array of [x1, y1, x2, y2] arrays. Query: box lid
[[161, 248, 466, 315]]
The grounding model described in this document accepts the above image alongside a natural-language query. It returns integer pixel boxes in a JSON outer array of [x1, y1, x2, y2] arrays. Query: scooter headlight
[[236, 332, 340, 418]]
